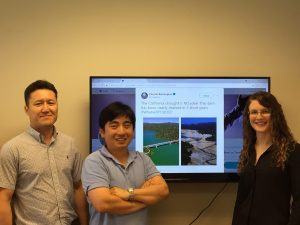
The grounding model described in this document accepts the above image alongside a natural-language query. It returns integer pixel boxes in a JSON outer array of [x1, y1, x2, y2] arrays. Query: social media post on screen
[[135, 87, 225, 173]]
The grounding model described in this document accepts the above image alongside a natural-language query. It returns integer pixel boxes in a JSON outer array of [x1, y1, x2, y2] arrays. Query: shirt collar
[[26, 126, 58, 144], [99, 146, 137, 167]]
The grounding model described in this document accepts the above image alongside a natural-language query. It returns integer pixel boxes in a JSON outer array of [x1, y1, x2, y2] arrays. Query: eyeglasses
[[248, 109, 271, 117]]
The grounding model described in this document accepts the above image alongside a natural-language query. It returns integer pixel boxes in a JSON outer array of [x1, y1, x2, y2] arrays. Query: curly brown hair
[[238, 91, 296, 173]]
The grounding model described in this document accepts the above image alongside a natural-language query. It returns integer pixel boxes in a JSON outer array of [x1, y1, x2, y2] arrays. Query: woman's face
[[248, 100, 271, 135]]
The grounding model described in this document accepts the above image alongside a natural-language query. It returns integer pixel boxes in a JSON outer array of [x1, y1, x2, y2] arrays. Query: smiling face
[[25, 89, 58, 132], [99, 115, 134, 153], [248, 100, 271, 135]]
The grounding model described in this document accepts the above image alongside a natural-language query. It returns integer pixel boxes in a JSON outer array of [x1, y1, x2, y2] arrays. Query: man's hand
[[110, 187, 129, 201]]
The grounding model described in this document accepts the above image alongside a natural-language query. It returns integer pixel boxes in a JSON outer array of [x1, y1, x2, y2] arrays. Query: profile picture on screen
[[141, 92, 148, 99]]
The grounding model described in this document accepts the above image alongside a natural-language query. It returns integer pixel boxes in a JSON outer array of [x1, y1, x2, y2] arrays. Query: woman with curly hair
[[232, 91, 300, 225]]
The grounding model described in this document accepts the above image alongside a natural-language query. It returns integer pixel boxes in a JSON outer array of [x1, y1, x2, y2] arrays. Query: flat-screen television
[[90, 76, 270, 182]]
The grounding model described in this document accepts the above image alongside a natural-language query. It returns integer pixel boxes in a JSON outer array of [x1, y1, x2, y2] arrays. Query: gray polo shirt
[[0, 127, 82, 225], [81, 146, 160, 225]]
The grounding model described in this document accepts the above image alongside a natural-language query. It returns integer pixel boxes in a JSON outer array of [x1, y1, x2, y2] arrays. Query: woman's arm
[[288, 143, 300, 224]]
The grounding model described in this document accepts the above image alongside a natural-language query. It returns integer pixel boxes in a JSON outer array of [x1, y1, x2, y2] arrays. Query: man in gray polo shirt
[[81, 101, 169, 225], [0, 80, 89, 225]]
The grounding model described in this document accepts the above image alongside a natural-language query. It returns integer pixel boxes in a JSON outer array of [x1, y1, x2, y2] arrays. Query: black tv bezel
[[89, 76, 270, 182]]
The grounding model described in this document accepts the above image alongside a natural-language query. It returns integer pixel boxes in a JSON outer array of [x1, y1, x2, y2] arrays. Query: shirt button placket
[[48, 146, 63, 222]]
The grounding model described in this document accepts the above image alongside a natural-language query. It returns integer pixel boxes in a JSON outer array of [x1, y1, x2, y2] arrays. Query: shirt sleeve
[[0, 142, 18, 190], [81, 152, 109, 194], [288, 143, 300, 224], [140, 152, 161, 180]]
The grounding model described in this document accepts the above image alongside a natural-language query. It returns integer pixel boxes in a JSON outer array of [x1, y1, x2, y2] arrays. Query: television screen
[[90, 76, 270, 182]]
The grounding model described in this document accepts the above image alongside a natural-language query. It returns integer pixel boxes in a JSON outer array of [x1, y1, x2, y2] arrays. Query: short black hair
[[24, 80, 57, 106], [99, 102, 136, 129]]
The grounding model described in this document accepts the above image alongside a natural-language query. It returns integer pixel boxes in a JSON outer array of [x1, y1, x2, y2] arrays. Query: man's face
[[25, 89, 58, 131], [100, 115, 134, 152]]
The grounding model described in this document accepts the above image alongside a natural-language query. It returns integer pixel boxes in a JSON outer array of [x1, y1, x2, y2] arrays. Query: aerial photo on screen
[[181, 117, 217, 166], [143, 117, 179, 165]]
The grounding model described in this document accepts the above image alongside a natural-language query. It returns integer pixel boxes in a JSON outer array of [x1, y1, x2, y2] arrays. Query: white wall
[[1, 1, 300, 224]]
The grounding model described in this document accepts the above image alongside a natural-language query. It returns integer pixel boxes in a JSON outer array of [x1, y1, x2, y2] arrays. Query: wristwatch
[[128, 187, 134, 201]]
